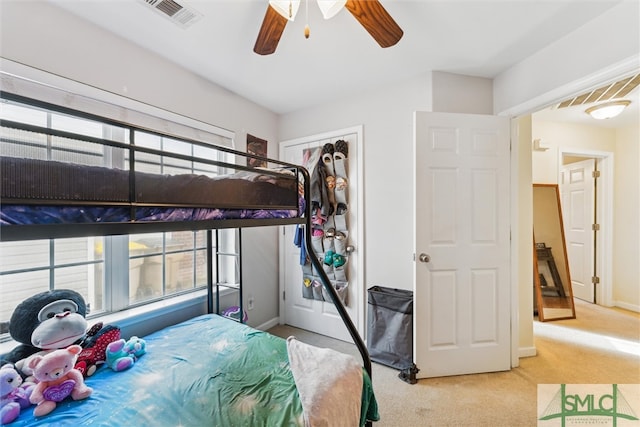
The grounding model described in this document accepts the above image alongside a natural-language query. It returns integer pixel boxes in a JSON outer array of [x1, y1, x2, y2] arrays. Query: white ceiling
[[47, 0, 637, 127]]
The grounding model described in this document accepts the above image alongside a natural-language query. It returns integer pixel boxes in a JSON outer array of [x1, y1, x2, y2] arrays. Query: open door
[[414, 112, 511, 378], [560, 159, 596, 303]]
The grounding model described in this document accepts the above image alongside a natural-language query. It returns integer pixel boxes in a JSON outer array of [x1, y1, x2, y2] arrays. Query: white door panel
[[414, 112, 511, 378], [280, 127, 363, 342], [560, 159, 595, 303]]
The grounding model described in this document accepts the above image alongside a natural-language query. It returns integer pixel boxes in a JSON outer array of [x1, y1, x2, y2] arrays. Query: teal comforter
[[11, 314, 378, 426]]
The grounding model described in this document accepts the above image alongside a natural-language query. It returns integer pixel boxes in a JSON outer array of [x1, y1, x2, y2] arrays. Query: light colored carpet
[[268, 299, 640, 427]]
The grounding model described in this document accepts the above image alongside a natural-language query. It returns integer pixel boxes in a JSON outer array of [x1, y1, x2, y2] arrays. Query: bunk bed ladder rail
[[299, 168, 373, 380]]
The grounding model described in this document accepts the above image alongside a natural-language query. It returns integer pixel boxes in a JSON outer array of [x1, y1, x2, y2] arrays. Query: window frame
[[0, 92, 237, 343]]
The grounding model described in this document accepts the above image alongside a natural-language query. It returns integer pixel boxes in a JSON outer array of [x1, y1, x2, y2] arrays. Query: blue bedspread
[[9, 314, 377, 426]]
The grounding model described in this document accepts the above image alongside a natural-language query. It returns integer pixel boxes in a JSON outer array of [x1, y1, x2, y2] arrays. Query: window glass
[[51, 114, 103, 138], [163, 136, 192, 156], [134, 131, 161, 150], [54, 264, 103, 313], [1, 103, 47, 127], [0, 240, 49, 271], [54, 237, 104, 314], [0, 126, 48, 159], [193, 144, 223, 178], [1, 97, 218, 342], [133, 131, 162, 174], [0, 236, 105, 328], [0, 270, 49, 329], [129, 231, 209, 305]]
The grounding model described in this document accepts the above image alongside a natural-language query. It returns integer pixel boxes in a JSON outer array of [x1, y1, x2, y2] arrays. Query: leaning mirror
[[533, 184, 576, 321]]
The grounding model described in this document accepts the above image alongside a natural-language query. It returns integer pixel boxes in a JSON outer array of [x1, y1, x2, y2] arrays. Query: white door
[[560, 159, 596, 303], [414, 112, 511, 378], [279, 127, 363, 342]]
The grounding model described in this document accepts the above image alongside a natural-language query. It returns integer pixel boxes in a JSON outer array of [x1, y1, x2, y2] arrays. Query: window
[[127, 231, 209, 304], [0, 96, 232, 341]]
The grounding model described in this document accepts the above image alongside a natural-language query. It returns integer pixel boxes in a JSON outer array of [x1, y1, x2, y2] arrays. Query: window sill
[[0, 288, 220, 357], [96, 289, 208, 327]]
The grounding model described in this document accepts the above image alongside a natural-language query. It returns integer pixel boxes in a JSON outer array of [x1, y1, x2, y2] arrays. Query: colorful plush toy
[[1, 364, 34, 425], [1, 290, 121, 381], [75, 322, 121, 378], [123, 336, 146, 359], [1, 290, 89, 380], [28, 345, 92, 417], [105, 336, 146, 372]]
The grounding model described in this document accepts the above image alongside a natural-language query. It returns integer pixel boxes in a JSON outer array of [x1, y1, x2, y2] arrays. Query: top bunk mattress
[[0, 155, 302, 227], [0, 91, 309, 240]]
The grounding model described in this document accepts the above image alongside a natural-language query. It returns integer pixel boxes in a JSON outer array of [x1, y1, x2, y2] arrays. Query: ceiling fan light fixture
[[317, 0, 347, 19], [269, 0, 301, 21], [585, 100, 631, 120]]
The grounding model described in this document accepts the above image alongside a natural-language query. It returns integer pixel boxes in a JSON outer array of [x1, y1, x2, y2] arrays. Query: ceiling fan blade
[[345, 0, 403, 48], [254, 5, 289, 55]]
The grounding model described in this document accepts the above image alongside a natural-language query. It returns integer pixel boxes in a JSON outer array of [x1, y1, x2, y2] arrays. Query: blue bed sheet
[[9, 314, 376, 427]]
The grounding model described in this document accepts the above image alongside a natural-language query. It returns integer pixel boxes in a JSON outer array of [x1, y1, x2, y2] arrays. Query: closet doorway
[[279, 126, 364, 342]]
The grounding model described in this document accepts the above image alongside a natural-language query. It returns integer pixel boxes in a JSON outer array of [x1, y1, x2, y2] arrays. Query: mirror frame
[[533, 184, 576, 322]]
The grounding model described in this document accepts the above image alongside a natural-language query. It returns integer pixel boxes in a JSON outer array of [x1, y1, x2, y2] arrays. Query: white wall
[[515, 116, 535, 357], [279, 74, 432, 294], [614, 124, 640, 311], [432, 72, 493, 114], [494, 1, 639, 117], [278, 71, 491, 295], [0, 1, 281, 328], [531, 121, 616, 183]]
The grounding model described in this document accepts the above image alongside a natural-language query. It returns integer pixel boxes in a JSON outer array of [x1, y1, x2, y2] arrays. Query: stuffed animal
[[28, 345, 92, 417], [75, 322, 121, 378], [105, 336, 146, 372], [1, 290, 89, 379], [123, 336, 146, 359], [0, 364, 34, 425], [1, 290, 121, 381]]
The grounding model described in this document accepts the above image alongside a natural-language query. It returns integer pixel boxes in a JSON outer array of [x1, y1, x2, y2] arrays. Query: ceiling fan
[[254, 0, 403, 55]]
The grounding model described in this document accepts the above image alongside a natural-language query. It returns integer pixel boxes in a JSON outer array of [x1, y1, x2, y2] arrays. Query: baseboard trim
[[614, 301, 640, 313], [519, 346, 537, 358], [256, 317, 280, 331]]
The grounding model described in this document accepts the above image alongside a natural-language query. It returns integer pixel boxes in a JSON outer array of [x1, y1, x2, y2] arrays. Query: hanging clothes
[[310, 156, 330, 220], [293, 224, 307, 265]]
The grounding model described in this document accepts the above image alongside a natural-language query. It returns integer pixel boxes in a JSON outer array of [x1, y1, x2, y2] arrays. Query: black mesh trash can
[[367, 286, 413, 370]]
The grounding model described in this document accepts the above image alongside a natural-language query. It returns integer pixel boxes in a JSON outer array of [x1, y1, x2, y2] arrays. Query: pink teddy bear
[[28, 345, 93, 417]]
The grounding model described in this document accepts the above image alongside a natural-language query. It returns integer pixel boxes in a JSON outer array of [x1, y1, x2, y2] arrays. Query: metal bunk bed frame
[[0, 91, 372, 382]]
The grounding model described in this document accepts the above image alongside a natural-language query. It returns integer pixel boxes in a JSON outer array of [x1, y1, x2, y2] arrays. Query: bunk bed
[[0, 92, 376, 426]]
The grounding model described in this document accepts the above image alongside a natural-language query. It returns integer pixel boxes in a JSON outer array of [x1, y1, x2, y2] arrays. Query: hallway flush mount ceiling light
[[585, 100, 631, 120]]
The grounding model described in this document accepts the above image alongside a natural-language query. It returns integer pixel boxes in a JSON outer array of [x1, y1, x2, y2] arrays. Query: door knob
[[345, 245, 355, 253], [419, 253, 430, 263]]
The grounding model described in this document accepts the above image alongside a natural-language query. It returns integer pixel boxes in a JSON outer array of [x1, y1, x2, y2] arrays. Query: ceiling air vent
[[556, 73, 640, 109], [139, 0, 203, 29]]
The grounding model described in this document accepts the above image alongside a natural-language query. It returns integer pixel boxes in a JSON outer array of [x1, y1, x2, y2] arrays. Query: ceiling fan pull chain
[[304, 0, 310, 39]]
